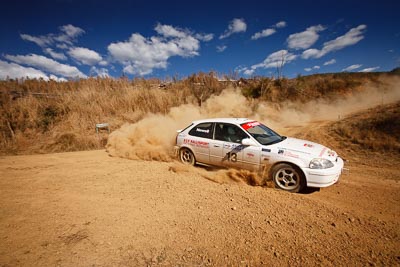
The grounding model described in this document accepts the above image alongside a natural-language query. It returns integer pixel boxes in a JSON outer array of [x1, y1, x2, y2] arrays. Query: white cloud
[[323, 59, 336, 65], [342, 64, 362, 72], [287, 25, 325, 50], [0, 60, 49, 80], [276, 21, 287, 28], [196, 33, 214, 42], [59, 24, 85, 38], [155, 24, 213, 42], [240, 50, 297, 75], [4, 54, 87, 78], [243, 69, 255, 76], [44, 48, 67, 60], [304, 65, 320, 72], [49, 74, 67, 82], [251, 21, 286, 40], [20, 34, 53, 47], [108, 23, 208, 75], [255, 50, 297, 68], [56, 43, 69, 49], [302, 25, 367, 59], [359, 66, 380, 72], [68, 47, 103, 65], [219, 18, 247, 39], [99, 60, 108, 66], [216, 45, 227, 52], [155, 24, 187, 38], [0, 60, 68, 82], [251, 28, 276, 40], [90, 66, 109, 77], [301, 49, 320, 59], [20, 24, 85, 48]]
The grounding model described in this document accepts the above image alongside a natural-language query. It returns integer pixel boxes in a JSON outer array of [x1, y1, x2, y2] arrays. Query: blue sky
[[1, 0, 399, 80]]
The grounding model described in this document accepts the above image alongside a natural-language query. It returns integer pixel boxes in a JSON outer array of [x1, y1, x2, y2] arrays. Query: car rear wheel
[[271, 163, 305, 193], [179, 148, 195, 165]]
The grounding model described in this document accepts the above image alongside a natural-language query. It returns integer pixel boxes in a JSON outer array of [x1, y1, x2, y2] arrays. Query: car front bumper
[[303, 157, 344, 188]]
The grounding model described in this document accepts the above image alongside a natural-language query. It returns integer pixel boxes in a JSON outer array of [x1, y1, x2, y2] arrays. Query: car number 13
[[227, 152, 237, 162]]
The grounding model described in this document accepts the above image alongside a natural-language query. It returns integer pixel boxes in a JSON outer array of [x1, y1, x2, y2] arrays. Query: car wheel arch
[[179, 146, 196, 164], [267, 161, 307, 183]]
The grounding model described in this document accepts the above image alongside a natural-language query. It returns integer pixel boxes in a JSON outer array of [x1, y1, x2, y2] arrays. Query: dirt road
[[1, 124, 399, 266]]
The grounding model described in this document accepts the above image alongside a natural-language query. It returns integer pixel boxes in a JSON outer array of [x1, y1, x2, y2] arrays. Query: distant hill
[[390, 67, 400, 75]]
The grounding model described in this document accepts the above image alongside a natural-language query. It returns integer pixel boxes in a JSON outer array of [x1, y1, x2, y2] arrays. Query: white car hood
[[272, 137, 337, 160]]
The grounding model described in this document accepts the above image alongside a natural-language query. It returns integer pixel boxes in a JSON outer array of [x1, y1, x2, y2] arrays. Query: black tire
[[271, 163, 305, 193], [179, 148, 196, 166]]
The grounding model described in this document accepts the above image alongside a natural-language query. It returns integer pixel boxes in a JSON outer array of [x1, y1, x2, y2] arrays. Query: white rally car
[[175, 118, 343, 192]]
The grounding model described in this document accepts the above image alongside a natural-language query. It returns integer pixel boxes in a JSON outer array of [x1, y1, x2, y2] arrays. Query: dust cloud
[[106, 76, 400, 184], [168, 162, 268, 186], [106, 89, 256, 161], [255, 76, 400, 127]]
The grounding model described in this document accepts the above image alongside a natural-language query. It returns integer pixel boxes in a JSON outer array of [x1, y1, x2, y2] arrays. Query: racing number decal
[[227, 152, 237, 162]]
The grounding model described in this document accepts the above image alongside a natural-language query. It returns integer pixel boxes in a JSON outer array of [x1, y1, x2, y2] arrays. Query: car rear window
[[188, 122, 213, 139]]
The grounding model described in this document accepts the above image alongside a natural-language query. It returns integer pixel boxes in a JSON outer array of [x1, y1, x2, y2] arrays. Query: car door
[[209, 123, 225, 166], [210, 123, 248, 168], [186, 122, 214, 164]]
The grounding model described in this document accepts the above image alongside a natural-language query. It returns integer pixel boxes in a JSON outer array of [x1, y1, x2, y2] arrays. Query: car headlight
[[309, 158, 334, 169]]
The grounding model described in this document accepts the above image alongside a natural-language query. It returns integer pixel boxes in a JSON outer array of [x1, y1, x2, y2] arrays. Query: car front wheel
[[179, 148, 195, 165], [271, 163, 305, 193]]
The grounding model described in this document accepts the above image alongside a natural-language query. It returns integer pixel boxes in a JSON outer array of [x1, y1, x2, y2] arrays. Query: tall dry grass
[[1, 71, 398, 155], [331, 102, 400, 153], [0, 74, 227, 154]]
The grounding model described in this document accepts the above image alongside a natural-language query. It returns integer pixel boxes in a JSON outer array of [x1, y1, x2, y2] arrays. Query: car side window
[[188, 123, 213, 139], [214, 123, 248, 143]]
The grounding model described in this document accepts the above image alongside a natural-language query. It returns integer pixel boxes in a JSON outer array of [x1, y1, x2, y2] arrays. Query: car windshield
[[241, 121, 285, 145]]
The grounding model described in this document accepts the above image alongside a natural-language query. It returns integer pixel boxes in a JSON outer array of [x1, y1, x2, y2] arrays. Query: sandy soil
[[1, 122, 399, 266]]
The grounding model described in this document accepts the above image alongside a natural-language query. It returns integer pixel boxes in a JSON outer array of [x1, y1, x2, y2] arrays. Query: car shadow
[[299, 187, 321, 194]]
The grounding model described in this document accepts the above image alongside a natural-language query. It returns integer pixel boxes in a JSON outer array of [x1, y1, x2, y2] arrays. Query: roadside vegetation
[[330, 102, 400, 153], [1, 70, 399, 155]]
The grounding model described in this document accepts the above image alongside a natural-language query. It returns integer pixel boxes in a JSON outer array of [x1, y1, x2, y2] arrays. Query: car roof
[[191, 118, 255, 125]]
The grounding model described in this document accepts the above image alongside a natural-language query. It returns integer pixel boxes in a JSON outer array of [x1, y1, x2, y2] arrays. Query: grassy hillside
[[330, 102, 400, 154], [0, 71, 398, 155]]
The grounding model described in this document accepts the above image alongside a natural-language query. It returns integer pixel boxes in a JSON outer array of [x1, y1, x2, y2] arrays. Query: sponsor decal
[[241, 121, 261, 130], [278, 149, 284, 154], [304, 143, 314, 148], [284, 151, 299, 158], [319, 147, 327, 157], [327, 150, 336, 157], [183, 139, 209, 148], [196, 128, 209, 133], [224, 144, 246, 153], [262, 148, 271, 152], [224, 143, 238, 149], [246, 152, 255, 158]]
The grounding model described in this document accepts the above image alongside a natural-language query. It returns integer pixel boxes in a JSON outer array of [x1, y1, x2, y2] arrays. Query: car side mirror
[[242, 138, 257, 146]]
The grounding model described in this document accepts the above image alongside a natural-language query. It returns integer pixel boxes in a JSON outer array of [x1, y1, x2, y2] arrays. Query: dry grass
[[330, 102, 400, 154], [240, 72, 388, 102], [1, 71, 398, 155], [0, 74, 227, 154]]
